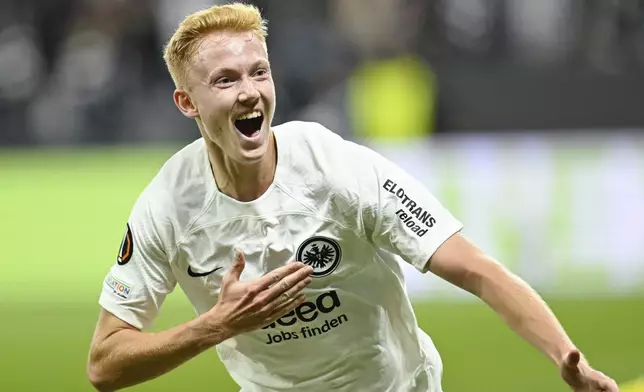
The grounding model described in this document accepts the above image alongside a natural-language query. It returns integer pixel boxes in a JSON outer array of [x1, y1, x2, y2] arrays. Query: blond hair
[[163, 2, 268, 88]]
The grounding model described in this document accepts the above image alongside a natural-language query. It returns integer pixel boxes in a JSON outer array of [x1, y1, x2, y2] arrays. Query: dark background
[[1, 0, 643, 146]]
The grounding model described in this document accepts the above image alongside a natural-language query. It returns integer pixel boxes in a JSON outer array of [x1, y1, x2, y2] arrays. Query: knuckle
[[253, 292, 269, 305], [245, 291, 258, 301], [293, 283, 307, 293], [241, 292, 255, 303], [298, 279, 309, 289], [246, 284, 261, 296]]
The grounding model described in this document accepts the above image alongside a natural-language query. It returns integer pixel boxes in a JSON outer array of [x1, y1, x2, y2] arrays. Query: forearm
[[468, 260, 576, 366], [88, 314, 230, 391]]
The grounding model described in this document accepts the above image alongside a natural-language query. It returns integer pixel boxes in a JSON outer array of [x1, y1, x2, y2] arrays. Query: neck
[[207, 133, 277, 202]]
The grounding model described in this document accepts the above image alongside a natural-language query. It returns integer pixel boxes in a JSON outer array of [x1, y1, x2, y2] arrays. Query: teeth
[[237, 111, 262, 121]]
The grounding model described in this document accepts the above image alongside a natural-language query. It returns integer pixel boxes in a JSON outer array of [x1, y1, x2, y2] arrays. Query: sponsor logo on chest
[[261, 290, 349, 345]]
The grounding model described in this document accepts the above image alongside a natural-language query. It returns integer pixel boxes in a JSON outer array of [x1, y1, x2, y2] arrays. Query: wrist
[[188, 312, 234, 349], [553, 344, 580, 367]]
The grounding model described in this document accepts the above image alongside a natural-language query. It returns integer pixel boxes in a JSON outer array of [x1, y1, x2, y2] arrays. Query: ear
[[173, 89, 199, 119]]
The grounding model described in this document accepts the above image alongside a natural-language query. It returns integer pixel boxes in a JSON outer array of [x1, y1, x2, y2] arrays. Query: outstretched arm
[[332, 127, 620, 391], [427, 233, 619, 392]]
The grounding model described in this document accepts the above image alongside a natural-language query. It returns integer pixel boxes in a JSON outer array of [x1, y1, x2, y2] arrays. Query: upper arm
[[90, 308, 140, 354], [97, 195, 177, 331], [426, 232, 505, 294]]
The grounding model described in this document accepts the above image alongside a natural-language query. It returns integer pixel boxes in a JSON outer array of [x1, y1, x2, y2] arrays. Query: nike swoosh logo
[[187, 266, 223, 277]]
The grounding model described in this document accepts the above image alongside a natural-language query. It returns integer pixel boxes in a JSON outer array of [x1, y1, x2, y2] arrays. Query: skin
[[173, 30, 277, 202]]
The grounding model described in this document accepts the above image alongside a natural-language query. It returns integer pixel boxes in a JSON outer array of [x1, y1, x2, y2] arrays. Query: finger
[[223, 249, 246, 285], [255, 262, 310, 290], [598, 377, 619, 392], [264, 294, 307, 324], [262, 266, 314, 304], [263, 276, 313, 312]]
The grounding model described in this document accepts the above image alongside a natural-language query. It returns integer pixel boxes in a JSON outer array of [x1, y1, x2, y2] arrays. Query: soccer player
[[87, 3, 619, 392]]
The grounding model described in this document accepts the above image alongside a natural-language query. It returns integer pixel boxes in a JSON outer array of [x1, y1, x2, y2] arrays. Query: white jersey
[[99, 121, 463, 392]]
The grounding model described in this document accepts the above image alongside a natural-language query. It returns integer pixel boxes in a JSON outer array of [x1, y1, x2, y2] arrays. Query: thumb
[[226, 249, 246, 283], [563, 349, 581, 370]]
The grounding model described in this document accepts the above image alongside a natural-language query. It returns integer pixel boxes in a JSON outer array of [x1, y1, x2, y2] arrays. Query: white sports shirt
[[99, 121, 463, 392]]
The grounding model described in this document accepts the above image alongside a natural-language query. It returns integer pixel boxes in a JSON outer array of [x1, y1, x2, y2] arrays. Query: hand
[[207, 250, 313, 338], [560, 349, 620, 392]]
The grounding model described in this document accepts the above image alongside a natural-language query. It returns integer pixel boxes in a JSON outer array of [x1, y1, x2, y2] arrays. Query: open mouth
[[234, 111, 264, 138]]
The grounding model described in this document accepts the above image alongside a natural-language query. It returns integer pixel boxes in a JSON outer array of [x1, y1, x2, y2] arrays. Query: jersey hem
[[98, 294, 147, 330], [415, 222, 464, 273]]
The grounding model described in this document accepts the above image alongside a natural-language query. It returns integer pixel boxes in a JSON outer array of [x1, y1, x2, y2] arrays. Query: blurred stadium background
[[1, 0, 643, 391]]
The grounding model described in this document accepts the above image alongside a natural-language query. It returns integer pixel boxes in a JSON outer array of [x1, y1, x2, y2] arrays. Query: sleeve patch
[[382, 178, 437, 237], [117, 223, 134, 265], [104, 273, 134, 300]]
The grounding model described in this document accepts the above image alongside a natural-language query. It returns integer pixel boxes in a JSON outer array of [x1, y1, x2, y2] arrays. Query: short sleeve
[[355, 145, 463, 273], [98, 197, 177, 330]]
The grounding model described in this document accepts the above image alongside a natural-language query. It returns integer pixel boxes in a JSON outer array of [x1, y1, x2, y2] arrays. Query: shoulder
[[129, 138, 212, 254], [274, 120, 377, 174], [273, 121, 387, 203], [273, 120, 345, 147]]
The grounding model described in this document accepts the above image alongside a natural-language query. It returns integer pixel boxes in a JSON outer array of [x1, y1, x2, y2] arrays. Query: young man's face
[[176, 30, 276, 164]]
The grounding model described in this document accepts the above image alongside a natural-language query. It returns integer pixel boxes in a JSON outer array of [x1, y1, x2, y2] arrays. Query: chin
[[237, 129, 271, 163], [206, 118, 272, 165]]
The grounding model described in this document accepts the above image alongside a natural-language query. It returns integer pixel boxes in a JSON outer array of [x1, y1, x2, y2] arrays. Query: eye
[[216, 77, 232, 85], [254, 68, 269, 78]]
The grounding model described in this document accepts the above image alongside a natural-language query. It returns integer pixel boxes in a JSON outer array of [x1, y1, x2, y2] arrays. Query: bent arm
[[87, 309, 230, 392], [427, 233, 577, 367]]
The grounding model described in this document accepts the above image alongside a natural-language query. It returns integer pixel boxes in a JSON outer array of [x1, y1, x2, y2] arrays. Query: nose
[[238, 77, 260, 106]]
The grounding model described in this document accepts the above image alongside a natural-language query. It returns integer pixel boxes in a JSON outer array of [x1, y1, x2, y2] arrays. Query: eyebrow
[[207, 60, 270, 80]]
